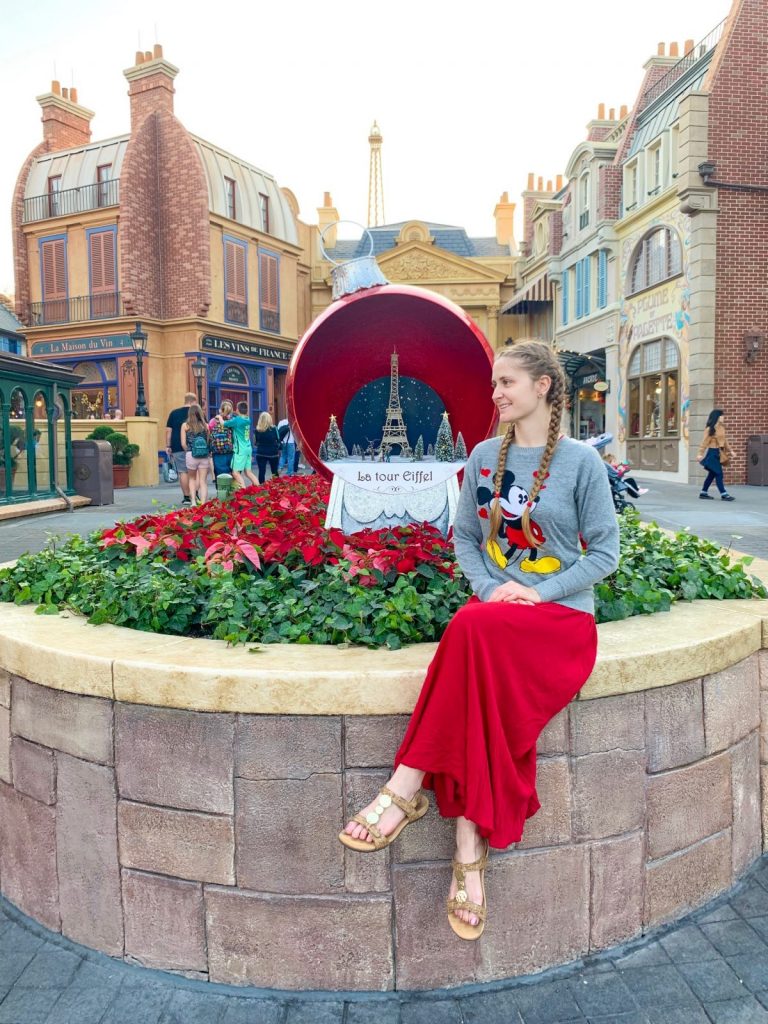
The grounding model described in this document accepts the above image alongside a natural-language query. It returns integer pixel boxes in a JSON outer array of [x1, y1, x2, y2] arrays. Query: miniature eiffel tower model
[[379, 350, 412, 457]]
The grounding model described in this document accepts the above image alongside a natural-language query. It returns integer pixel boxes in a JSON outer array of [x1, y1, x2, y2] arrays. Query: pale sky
[[0, 0, 730, 296]]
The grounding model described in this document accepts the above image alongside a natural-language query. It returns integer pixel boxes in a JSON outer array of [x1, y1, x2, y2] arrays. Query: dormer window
[[47, 175, 62, 217], [96, 164, 112, 208], [647, 143, 662, 195], [224, 177, 237, 220], [259, 193, 270, 234], [579, 173, 590, 230], [624, 162, 639, 211]]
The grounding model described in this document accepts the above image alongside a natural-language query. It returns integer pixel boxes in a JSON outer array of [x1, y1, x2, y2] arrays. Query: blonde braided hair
[[488, 342, 566, 549]]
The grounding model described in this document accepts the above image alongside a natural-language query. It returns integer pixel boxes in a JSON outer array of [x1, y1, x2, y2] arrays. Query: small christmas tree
[[435, 412, 455, 462], [323, 414, 349, 460], [454, 432, 468, 461], [319, 440, 329, 460], [427, 443, 434, 458], [413, 436, 424, 461]]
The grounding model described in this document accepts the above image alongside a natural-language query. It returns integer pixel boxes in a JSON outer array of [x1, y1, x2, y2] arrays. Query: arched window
[[627, 227, 682, 295], [627, 338, 679, 440]]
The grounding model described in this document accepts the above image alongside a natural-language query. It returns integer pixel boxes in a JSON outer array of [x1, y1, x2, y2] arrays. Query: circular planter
[[0, 598, 766, 991]]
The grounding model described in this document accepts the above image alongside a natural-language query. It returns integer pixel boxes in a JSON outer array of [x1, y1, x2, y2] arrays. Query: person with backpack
[[254, 412, 281, 483], [224, 401, 260, 489], [208, 400, 234, 483], [181, 403, 211, 505], [277, 418, 296, 475]]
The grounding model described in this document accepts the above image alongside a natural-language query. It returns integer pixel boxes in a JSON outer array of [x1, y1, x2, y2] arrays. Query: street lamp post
[[191, 355, 206, 408], [129, 321, 149, 417]]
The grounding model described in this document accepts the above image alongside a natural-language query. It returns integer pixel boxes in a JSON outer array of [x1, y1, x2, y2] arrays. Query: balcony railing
[[641, 18, 725, 110], [27, 293, 123, 326], [23, 179, 120, 224], [225, 299, 248, 325]]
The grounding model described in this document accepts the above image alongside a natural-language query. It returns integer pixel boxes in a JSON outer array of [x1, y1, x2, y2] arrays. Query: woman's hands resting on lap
[[488, 581, 542, 605]]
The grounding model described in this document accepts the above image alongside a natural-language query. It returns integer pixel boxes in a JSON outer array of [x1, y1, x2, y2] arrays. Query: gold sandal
[[338, 786, 429, 852], [447, 839, 489, 940]]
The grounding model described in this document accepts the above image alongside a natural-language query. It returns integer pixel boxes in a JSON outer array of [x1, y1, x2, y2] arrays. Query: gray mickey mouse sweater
[[452, 436, 620, 615]]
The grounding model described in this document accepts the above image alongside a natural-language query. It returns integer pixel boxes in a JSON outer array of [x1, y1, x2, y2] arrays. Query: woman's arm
[[532, 447, 620, 604], [452, 449, 503, 602], [717, 423, 733, 456], [181, 423, 189, 451]]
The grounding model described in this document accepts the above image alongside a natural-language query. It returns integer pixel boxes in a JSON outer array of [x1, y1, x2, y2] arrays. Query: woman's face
[[491, 358, 550, 424]]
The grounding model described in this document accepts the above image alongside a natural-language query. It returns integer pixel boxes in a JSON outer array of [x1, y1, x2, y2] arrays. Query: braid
[[488, 425, 515, 543], [521, 369, 565, 548]]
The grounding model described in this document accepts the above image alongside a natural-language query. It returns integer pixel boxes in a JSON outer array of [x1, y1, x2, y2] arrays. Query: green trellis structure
[[0, 353, 82, 506]]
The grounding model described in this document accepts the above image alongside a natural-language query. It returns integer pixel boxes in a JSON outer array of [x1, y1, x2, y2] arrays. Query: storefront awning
[[558, 349, 606, 383], [500, 273, 554, 315]]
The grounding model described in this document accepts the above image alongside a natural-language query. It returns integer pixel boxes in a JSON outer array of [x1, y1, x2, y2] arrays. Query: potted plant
[[86, 425, 140, 489], [0, 426, 25, 494]]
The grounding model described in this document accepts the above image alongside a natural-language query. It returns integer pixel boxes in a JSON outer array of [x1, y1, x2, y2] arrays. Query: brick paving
[[0, 856, 767, 1022]]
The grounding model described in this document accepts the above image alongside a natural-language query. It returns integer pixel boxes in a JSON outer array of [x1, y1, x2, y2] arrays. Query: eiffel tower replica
[[378, 350, 412, 458]]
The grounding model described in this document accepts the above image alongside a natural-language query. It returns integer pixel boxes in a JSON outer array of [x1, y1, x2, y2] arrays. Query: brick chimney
[[493, 191, 517, 247], [36, 80, 93, 151], [521, 174, 557, 256], [123, 44, 179, 133]]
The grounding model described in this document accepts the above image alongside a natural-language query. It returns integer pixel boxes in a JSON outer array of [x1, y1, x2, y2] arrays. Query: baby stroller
[[584, 433, 647, 513]]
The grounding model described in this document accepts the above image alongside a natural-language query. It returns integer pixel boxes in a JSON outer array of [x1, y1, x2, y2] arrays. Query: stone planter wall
[[0, 600, 767, 991]]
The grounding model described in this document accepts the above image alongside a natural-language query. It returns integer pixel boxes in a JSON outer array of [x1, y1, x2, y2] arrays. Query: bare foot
[[342, 765, 424, 845], [448, 824, 486, 928]]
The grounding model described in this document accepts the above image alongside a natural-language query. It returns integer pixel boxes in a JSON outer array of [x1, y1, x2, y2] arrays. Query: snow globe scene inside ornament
[[286, 224, 497, 536]]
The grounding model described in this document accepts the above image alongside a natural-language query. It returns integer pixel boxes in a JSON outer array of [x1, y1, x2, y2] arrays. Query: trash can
[[72, 440, 114, 505], [746, 435, 768, 486], [215, 473, 236, 501]]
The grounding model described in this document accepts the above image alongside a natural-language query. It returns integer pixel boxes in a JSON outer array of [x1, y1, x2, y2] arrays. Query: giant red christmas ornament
[[287, 283, 498, 478]]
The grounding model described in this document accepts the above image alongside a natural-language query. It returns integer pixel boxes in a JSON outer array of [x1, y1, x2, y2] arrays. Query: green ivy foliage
[[0, 511, 764, 649]]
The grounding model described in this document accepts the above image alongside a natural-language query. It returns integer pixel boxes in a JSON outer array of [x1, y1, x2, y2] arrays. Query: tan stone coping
[[0, 594, 767, 715], [0, 495, 91, 522]]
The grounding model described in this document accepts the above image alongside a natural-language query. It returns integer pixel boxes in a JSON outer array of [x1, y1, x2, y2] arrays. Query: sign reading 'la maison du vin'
[[31, 335, 132, 357], [201, 335, 291, 363]]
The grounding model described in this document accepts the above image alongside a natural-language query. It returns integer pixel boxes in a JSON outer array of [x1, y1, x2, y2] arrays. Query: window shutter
[[89, 230, 116, 294], [259, 252, 280, 332], [562, 271, 569, 326], [575, 262, 582, 319], [598, 250, 607, 308], [41, 239, 66, 300], [225, 240, 246, 302], [583, 256, 591, 316]]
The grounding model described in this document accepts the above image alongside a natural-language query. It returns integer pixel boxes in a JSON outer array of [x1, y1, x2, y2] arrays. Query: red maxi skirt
[[394, 597, 598, 849]]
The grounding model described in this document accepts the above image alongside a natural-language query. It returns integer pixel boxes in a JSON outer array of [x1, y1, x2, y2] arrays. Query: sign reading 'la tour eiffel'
[[379, 350, 412, 458]]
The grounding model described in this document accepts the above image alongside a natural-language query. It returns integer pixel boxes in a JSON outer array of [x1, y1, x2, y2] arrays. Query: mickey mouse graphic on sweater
[[476, 468, 561, 575]]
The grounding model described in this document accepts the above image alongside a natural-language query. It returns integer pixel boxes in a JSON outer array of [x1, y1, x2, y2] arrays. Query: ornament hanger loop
[[319, 221, 375, 267]]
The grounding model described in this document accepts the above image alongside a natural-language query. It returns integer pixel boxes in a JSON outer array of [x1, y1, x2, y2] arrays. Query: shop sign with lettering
[[31, 335, 132, 357], [201, 335, 291, 363], [221, 365, 248, 385]]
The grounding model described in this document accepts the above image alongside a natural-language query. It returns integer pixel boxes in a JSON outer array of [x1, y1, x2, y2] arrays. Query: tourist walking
[[277, 418, 298, 475], [698, 409, 735, 501], [254, 412, 281, 483], [340, 341, 619, 940], [180, 403, 211, 505], [224, 401, 259, 489], [165, 392, 196, 504], [208, 400, 235, 483]]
